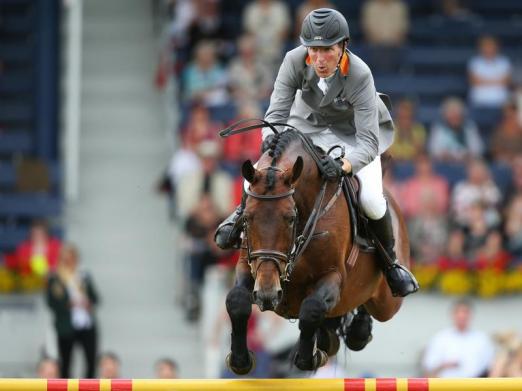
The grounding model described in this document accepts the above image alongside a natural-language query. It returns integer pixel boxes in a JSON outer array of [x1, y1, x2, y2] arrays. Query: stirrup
[[384, 263, 419, 297]]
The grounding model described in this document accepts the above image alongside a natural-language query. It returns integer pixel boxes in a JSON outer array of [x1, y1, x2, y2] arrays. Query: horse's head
[[241, 155, 304, 311]]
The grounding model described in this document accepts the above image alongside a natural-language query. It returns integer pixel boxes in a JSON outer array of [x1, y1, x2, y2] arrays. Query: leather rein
[[220, 119, 344, 282]]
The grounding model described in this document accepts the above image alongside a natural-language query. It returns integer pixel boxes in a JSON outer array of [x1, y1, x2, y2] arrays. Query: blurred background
[[0, 0, 522, 380]]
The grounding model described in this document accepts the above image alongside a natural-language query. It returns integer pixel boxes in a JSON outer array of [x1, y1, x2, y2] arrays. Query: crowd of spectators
[[156, 0, 522, 306]]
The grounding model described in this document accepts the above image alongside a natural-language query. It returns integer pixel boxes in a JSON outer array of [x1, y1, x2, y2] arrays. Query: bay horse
[[224, 127, 409, 373]]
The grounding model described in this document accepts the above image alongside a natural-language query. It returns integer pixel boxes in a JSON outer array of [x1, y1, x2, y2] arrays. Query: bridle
[[219, 118, 344, 282], [243, 167, 342, 282]]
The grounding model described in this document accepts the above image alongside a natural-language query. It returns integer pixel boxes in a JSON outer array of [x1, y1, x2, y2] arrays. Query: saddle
[[342, 176, 375, 252]]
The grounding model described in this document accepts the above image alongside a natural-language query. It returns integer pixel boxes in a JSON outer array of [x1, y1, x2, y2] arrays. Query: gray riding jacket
[[263, 45, 394, 174]]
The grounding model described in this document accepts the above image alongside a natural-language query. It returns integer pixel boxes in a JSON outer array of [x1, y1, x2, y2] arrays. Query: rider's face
[[307, 44, 343, 78]]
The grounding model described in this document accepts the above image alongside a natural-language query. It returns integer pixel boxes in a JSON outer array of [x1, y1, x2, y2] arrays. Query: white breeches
[[243, 155, 387, 221]]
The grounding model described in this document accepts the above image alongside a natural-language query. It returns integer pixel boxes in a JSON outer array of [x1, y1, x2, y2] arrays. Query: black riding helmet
[[300, 8, 350, 47]]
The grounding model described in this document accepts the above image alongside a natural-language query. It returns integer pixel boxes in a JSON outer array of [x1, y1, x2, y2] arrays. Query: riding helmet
[[300, 8, 350, 47]]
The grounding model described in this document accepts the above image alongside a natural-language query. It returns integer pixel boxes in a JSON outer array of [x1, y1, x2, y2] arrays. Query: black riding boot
[[368, 209, 419, 297], [214, 192, 246, 249]]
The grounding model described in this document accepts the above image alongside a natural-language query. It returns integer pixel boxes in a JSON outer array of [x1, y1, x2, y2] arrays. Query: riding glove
[[319, 155, 345, 182]]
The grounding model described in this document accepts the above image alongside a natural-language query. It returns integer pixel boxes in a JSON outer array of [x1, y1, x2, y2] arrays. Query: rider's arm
[[344, 68, 380, 174], [263, 51, 300, 140]]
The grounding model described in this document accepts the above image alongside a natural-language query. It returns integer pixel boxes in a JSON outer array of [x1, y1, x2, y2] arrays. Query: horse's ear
[[291, 156, 304, 184], [242, 160, 257, 183]]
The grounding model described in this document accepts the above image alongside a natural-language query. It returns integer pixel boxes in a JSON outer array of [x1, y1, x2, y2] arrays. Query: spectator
[[227, 34, 274, 106], [490, 331, 522, 377], [451, 158, 501, 227], [389, 99, 427, 161], [428, 97, 484, 162], [37, 357, 59, 379], [242, 0, 290, 70], [505, 155, 522, 204], [437, 229, 468, 271], [13, 220, 61, 277], [408, 192, 448, 265], [463, 203, 493, 260], [400, 153, 449, 219], [474, 230, 511, 271], [176, 140, 234, 222], [183, 194, 224, 321], [504, 194, 522, 264], [436, 0, 475, 22], [361, 0, 409, 72], [294, 0, 335, 40], [422, 298, 495, 377], [155, 358, 179, 379], [186, 0, 227, 59], [98, 352, 121, 379], [490, 102, 522, 164], [46, 244, 99, 378], [182, 41, 229, 107], [180, 103, 222, 151], [468, 36, 512, 109], [221, 102, 263, 172], [361, 0, 409, 46]]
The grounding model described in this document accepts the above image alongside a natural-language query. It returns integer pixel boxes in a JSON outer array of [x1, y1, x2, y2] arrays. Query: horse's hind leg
[[225, 260, 256, 375], [342, 306, 373, 351], [295, 272, 341, 371]]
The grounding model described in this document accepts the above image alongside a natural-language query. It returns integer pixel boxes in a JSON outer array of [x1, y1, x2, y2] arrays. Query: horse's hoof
[[317, 327, 340, 357], [225, 350, 256, 375], [294, 349, 328, 371], [343, 309, 373, 352], [346, 333, 373, 351]]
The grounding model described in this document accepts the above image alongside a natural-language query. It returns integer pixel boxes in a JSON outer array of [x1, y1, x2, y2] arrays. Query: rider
[[215, 8, 418, 297]]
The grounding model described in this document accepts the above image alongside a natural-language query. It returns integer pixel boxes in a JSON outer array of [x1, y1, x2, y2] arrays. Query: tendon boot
[[214, 192, 246, 249], [368, 209, 419, 297]]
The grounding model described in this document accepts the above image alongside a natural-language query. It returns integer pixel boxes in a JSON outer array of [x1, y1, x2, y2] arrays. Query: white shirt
[[422, 327, 495, 377], [468, 55, 512, 107]]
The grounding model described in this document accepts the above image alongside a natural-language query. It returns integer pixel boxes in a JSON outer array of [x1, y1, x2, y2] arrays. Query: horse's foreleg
[[295, 271, 342, 371], [225, 259, 255, 375]]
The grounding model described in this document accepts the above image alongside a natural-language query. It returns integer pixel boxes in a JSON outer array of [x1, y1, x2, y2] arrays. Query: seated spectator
[[408, 192, 448, 265], [182, 41, 229, 107], [181, 103, 222, 151], [468, 36, 512, 110], [46, 244, 99, 378], [504, 194, 522, 264], [389, 99, 427, 161], [176, 140, 234, 222], [490, 331, 522, 377], [400, 153, 449, 219], [437, 229, 468, 271], [186, 0, 227, 59], [428, 97, 484, 162], [474, 230, 511, 271], [36, 357, 59, 379], [98, 352, 121, 379], [361, 0, 409, 72], [14, 220, 61, 277], [451, 159, 501, 227], [294, 0, 335, 40], [155, 357, 179, 379], [242, 0, 290, 70], [463, 203, 494, 260], [436, 0, 475, 22], [490, 102, 522, 164], [222, 103, 263, 173], [422, 298, 495, 377], [228, 34, 274, 106], [505, 155, 522, 204], [362, 0, 409, 46], [183, 194, 224, 321]]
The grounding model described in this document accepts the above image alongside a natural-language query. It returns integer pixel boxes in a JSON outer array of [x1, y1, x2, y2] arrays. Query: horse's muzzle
[[253, 287, 283, 312]]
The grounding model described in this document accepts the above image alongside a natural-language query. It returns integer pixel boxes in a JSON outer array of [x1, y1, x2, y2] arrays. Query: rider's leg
[[356, 156, 419, 297], [214, 189, 246, 249]]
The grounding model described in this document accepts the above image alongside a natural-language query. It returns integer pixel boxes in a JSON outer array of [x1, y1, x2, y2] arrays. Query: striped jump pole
[[0, 378, 521, 391]]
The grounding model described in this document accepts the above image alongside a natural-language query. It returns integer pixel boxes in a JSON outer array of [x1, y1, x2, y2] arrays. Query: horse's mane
[[263, 129, 312, 190]]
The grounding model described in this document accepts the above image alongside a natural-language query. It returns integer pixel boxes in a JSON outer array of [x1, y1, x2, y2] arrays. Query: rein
[[220, 119, 344, 282]]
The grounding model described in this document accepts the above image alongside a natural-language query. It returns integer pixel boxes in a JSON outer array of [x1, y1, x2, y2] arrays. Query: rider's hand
[[319, 155, 345, 182]]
